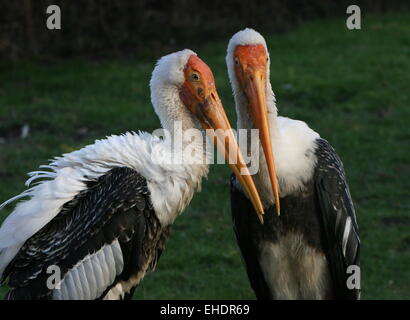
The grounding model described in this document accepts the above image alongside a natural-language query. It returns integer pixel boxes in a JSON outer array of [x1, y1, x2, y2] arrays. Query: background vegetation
[[1, 0, 409, 59], [0, 4, 409, 299]]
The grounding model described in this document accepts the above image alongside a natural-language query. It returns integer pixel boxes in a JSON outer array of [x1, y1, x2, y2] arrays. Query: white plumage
[[0, 131, 207, 281], [0, 49, 215, 298]]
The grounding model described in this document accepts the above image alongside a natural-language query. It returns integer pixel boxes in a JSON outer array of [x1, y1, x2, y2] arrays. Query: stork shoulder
[[273, 117, 320, 197], [3, 167, 159, 299], [0, 131, 207, 281], [0, 132, 159, 279], [0, 132, 156, 241], [277, 116, 319, 142]]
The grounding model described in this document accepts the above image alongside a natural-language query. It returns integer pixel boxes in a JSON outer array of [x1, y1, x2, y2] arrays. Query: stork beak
[[244, 70, 280, 216], [200, 91, 265, 222]]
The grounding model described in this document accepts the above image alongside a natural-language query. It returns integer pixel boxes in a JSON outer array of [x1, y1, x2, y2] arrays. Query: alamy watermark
[[46, 4, 362, 32], [46, 264, 62, 290], [150, 122, 261, 174], [46, 263, 361, 291], [346, 5, 361, 30], [346, 264, 361, 290], [45, 4, 363, 32], [46, 5, 61, 30]]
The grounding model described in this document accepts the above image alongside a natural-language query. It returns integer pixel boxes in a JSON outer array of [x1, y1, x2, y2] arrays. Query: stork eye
[[191, 73, 200, 81], [234, 58, 239, 65]]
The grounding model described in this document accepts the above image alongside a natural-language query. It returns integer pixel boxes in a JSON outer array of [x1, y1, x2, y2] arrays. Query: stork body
[[227, 29, 360, 300], [0, 50, 262, 299], [0, 132, 202, 300]]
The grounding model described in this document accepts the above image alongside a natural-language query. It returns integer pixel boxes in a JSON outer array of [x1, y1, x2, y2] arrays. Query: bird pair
[[0, 29, 360, 300]]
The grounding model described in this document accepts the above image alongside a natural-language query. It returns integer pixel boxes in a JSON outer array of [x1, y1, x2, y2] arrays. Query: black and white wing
[[2, 167, 167, 300], [314, 139, 360, 299]]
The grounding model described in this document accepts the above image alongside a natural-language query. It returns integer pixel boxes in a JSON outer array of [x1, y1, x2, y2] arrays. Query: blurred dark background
[[1, 0, 409, 60]]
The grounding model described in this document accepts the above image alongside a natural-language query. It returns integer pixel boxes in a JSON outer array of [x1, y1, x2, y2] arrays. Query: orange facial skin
[[234, 44, 268, 85], [180, 55, 220, 129], [233, 45, 281, 216], [179, 54, 265, 221]]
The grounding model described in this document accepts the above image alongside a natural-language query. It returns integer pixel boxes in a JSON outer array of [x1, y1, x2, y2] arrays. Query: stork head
[[150, 49, 265, 218], [226, 29, 280, 215]]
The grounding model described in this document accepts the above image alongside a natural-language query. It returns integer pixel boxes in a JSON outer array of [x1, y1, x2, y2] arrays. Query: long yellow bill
[[203, 91, 265, 223], [245, 70, 280, 216], [180, 54, 265, 222]]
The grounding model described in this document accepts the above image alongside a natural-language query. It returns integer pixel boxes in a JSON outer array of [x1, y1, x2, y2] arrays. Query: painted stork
[[0, 49, 264, 300], [226, 29, 360, 299]]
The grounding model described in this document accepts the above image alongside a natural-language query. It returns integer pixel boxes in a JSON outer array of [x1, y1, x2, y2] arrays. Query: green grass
[[1, 13, 409, 299]]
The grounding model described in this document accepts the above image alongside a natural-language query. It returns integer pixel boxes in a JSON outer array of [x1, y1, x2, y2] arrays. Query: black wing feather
[[3, 167, 164, 300], [314, 138, 360, 299]]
